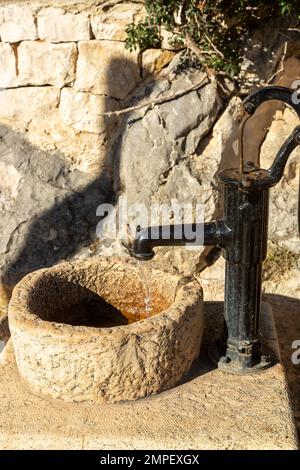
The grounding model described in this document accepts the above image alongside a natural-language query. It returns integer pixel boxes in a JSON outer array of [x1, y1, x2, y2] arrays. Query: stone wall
[[0, 1, 300, 328], [0, 0, 176, 295], [0, 1, 146, 172]]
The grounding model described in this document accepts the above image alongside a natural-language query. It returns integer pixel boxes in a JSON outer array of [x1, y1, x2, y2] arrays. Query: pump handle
[[243, 86, 300, 118], [243, 86, 300, 234]]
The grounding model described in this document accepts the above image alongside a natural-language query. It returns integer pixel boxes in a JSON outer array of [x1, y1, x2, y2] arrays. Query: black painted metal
[[243, 86, 300, 118], [133, 221, 232, 260], [132, 86, 300, 374]]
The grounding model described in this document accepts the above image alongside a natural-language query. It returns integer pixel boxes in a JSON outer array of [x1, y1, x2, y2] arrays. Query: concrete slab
[[0, 303, 297, 450]]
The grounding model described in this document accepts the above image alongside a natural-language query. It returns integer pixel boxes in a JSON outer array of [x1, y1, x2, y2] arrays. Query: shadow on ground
[[264, 293, 300, 440]]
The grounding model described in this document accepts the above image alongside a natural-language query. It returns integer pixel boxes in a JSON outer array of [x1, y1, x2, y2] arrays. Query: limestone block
[[37, 7, 91, 42], [59, 88, 119, 133], [0, 42, 18, 88], [0, 87, 60, 126], [142, 49, 175, 76], [74, 40, 140, 99], [18, 41, 77, 87], [0, 4, 37, 42], [9, 257, 204, 404], [91, 2, 145, 41]]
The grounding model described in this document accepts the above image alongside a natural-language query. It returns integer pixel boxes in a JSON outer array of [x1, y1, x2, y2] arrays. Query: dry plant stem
[[266, 41, 288, 85], [185, 32, 208, 65], [97, 74, 209, 117], [204, 33, 225, 58]]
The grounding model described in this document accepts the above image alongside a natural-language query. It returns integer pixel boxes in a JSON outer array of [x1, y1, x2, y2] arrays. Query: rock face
[[239, 17, 290, 93], [9, 257, 204, 404], [142, 49, 176, 76], [260, 107, 300, 252], [74, 40, 140, 99], [116, 70, 223, 204], [0, 1, 299, 315], [0, 123, 111, 291], [111, 66, 242, 273]]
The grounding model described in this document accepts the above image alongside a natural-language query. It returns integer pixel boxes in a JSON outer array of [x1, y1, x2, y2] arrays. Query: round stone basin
[[8, 257, 203, 404]]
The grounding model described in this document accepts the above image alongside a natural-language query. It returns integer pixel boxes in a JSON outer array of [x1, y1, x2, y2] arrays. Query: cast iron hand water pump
[[132, 86, 300, 374]]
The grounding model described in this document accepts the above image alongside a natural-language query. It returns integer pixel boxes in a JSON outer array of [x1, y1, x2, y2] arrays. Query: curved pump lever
[[267, 125, 300, 185], [243, 86, 300, 232], [243, 86, 300, 118]]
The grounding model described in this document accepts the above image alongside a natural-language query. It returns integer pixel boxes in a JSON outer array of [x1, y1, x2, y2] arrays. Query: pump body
[[133, 86, 300, 374]]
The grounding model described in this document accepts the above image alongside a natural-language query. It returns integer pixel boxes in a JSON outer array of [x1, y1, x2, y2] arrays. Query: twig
[[204, 33, 224, 58], [96, 74, 209, 117], [266, 41, 288, 85], [184, 32, 207, 64]]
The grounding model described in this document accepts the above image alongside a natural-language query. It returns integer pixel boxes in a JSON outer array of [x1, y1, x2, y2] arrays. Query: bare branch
[[204, 33, 225, 58], [97, 74, 209, 117], [185, 32, 207, 64], [266, 41, 288, 85]]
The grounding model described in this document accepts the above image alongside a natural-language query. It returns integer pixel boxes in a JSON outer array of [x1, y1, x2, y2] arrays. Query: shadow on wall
[[1, 57, 150, 295]]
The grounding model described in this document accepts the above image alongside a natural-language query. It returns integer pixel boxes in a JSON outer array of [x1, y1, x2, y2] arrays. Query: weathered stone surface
[[0, 161, 22, 201], [0, 123, 111, 291], [37, 7, 91, 42], [189, 96, 242, 209], [91, 2, 145, 41], [60, 88, 119, 133], [0, 283, 10, 342], [260, 107, 300, 250], [0, 4, 37, 42], [0, 42, 18, 88], [110, 63, 228, 273], [74, 40, 140, 99], [117, 71, 222, 202], [161, 29, 184, 50], [9, 257, 204, 404], [239, 17, 290, 93], [0, 303, 297, 449], [0, 87, 60, 127], [26, 117, 113, 175], [142, 49, 175, 76], [18, 41, 77, 87]]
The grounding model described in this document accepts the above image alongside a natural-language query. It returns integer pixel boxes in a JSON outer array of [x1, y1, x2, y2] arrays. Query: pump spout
[[132, 221, 232, 260]]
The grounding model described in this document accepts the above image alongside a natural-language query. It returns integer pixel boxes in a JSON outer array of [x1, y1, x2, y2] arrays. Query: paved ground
[[264, 294, 300, 441], [200, 257, 300, 442], [0, 303, 297, 450]]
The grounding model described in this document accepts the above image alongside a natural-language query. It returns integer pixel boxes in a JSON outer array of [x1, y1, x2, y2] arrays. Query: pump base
[[208, 339, 277, 375], [217, 353, 276, 375]]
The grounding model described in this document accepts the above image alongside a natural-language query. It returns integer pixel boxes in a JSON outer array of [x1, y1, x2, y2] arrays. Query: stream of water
[[138, 261, 153, 317]]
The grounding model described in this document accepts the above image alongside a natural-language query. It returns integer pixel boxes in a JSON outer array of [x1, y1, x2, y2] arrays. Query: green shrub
[[126, 0, 300, 76]]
